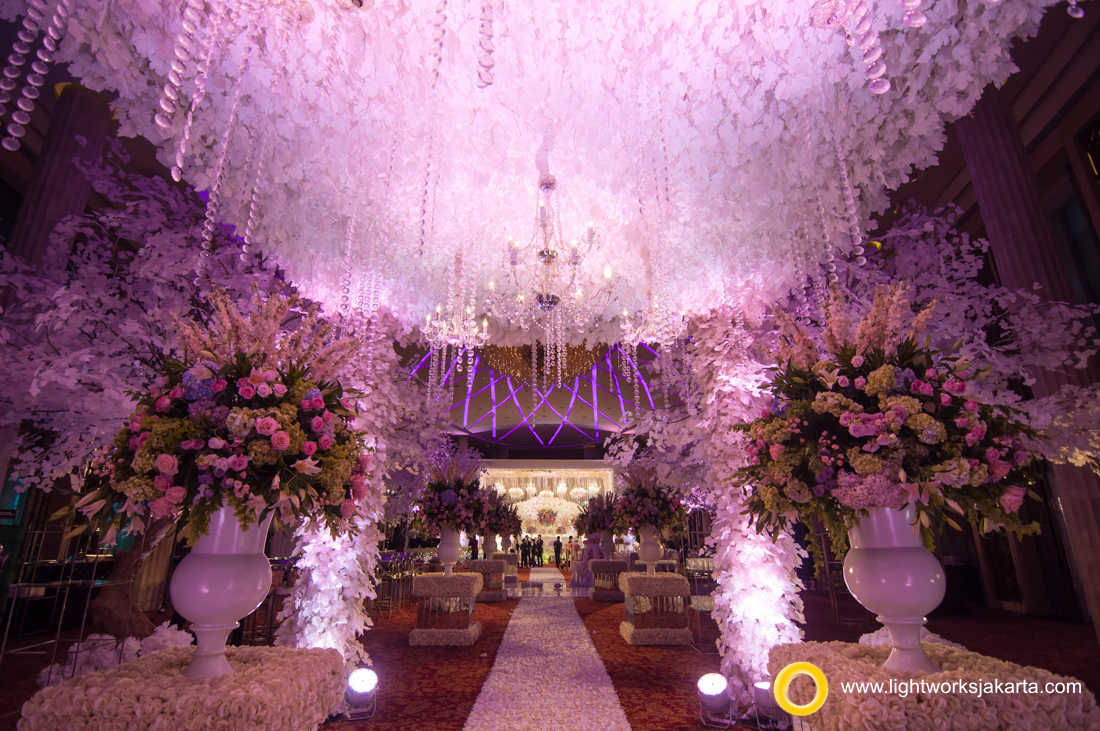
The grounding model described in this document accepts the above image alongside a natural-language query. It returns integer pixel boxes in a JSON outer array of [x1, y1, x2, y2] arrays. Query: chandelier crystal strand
[[899, 0, 927, 27], [240, 138, 267, 263], [816, 191, 838, 284], [0, 2, 46, 138], [338, 209, 357, 322], [154, 0, 201, 131], [475, 0, 494, 88], [530, 337, 538, 414], [172, 0, 231, 183], [850, 1, 891, 94], [632, 343, 641, 422], [834, 143, 867, 267], [195, 16, 253, 284], [2, 0, 71, 151]]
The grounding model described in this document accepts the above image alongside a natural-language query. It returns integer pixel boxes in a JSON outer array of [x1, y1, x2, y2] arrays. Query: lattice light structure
[[408, 343, 669, 448]]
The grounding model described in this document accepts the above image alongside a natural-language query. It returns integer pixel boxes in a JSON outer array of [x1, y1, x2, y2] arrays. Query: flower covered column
[[690, 308, 806, 703]]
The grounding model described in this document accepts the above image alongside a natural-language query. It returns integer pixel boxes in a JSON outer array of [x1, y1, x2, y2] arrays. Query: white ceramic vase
[[843, 503, 946, 674], [169, 506, 273, 680], [637, 525, 663, 574], [438, 526, 461, 575], [600, 529, 614, 560], [500, 533, 512, 553], [483, 532, 496, 559]]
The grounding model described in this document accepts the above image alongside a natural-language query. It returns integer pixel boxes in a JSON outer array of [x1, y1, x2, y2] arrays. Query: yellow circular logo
[[773, 661, 829, 716]]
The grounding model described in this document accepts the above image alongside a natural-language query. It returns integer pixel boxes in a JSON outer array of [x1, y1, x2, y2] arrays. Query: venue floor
[[0, 566, 1097, 730]]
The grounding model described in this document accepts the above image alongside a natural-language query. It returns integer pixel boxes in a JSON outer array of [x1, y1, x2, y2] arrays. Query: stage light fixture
[[344, 667, 378, 720], [753, 680, 791, 730], [697, 673, 733, 729]]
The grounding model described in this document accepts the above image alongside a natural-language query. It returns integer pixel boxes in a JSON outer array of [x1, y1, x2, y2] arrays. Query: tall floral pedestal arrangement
[[572, 494, 615, 586], [844, 504, 945, 674], [414, 446, 490, 577], [738, 286, 1041, 675], [69, 290, 374, 680], [611, 467, 685, 575], [169, 507, 274, 679]]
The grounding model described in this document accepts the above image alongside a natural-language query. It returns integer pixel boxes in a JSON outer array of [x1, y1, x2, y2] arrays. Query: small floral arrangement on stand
[[573, 493, 616, 536], [69, 288, 370, 544], [737, 285, 1041, 571], [412, 447, 489, 535], [612, 466, 687, 535]]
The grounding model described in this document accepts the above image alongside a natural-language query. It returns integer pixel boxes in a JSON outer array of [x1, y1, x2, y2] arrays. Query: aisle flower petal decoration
[[737, 285, 1041, 570], [67, 288, 371, 544]]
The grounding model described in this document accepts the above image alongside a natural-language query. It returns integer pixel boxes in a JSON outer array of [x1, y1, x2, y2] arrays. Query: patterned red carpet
[[323, 598, 521, 731]]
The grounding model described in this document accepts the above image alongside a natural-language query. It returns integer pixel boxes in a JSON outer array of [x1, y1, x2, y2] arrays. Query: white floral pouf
[[19, 645, 344, 731], [768, 641, 1100, 731]]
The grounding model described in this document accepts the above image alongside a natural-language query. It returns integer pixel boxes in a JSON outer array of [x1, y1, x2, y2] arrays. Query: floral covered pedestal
[[467, 559, 507, 602], [410, 573, 483, 646], [18, 646, 344, 731], [590, 559, 629, 602], [768, 641, 1100, 731], [619, 573, 692, 645]]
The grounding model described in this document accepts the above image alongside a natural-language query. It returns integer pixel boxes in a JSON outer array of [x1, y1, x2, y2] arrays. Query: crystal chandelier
[[485, 171, 615, 392], [423, 249, 490, 402]]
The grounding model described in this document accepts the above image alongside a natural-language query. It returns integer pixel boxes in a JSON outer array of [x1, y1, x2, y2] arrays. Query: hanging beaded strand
[[476, 0, 494, 88], [2, 0, 72, 151], [815, 191, 838, 285], [195, 5, 255, 284], [154, 0, 203, 132], [849, 1, 890, 94], [172, 0, 232, 183], [834, 143, 867, 267]]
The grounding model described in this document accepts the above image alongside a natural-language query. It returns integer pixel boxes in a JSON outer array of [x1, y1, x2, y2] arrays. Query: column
[[957, 85, 1100, 636], [6, 83, 112, 270]]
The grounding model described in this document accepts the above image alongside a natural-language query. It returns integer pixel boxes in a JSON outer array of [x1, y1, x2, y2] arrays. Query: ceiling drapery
[[36, 0, 1056, 341]]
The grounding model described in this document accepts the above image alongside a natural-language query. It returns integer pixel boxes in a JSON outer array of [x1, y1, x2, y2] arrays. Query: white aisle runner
[[463, 568, 632, 731]]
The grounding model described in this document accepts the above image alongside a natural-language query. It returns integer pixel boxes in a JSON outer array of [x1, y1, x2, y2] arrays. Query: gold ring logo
[[773, 661, 828, 716]]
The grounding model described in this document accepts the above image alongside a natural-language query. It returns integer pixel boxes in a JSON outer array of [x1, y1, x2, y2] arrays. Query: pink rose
[[255, 417, 279, 436], [302, 441, 317, 456], [237, 381, 256, 399], [954, 417, 970, 429], [319, 433, 334, 450], [944, 380, 967, 395], [322, 410, 334, 424], [211, 379, 227, 392], [760, 407, 772, 419], [129, 420, 142, 433], [271, 431, 291, 450], [148, 497, 175, 519], [155, 395, 171, 413], [925, 369, 939, 380], [340, 499, 357, 519], [311, 416, 325, 432], [965, 424, 987, 446], [964, 401, 979, 413], [311, 397, 326, 410], [256, 383, 272, 398], [300, 399, 313, 412], [350, 475, 369, 500], [837, 376, 850, 388], [169, 387, 185, 399], [153, 475, 171, 492], [985, 447, 1002, 461], [768, 444, 784, 460], [228, 455, 250, 471], [154, 454, 179, 476], [263, 369, 278, 382], [1014, 450, 1029, 465], [989, 460, 1012, 482], [273, 384, 287, 397], [851, 355, 865, 368], [208, 437, 226, 450], [1000, 485, 1026, 513], [854, 377, 866, 390], [164, 485, 186, 504], [920, 381, 934, 396], [940, 393, 952, 406]]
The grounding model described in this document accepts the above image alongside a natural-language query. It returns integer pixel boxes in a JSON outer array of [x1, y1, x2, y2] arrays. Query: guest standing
[[553, 535, 562, 567], [535, 536, 544, 567], [470, 534, 479, 561]]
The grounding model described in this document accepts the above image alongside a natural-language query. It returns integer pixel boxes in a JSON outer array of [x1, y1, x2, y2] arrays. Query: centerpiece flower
[[573, 493, 615, 536], [737, 285, 1040, 570], [612, 466, 687, 535], [70, 288, 370, 545]]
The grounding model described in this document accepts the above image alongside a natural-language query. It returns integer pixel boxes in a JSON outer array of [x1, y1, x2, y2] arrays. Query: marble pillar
[[957, 86, 1100, 635]]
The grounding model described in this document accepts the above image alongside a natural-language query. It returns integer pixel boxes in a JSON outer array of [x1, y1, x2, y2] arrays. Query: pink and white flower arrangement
[[573, 493, 616, 536], [739, 285, 1041, 571], [73, 289, 372, 544], [412, 446, 491, 535], [611, 466, 686, 535]]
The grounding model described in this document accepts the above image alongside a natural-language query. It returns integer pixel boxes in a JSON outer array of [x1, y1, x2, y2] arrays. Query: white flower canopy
[[48, 0, 1054, 341]]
